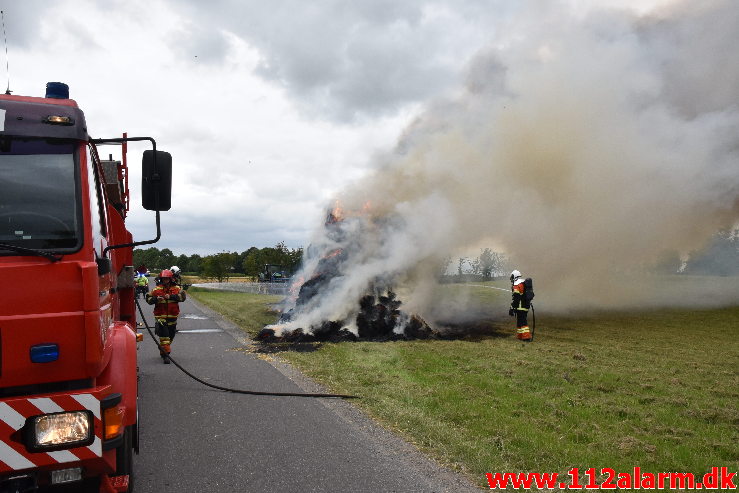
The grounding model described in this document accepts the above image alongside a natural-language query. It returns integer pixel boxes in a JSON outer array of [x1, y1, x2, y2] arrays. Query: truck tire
[[115, 426, 134, 492]]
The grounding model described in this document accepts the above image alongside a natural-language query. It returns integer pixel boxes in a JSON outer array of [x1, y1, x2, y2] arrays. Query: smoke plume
[[277, 0, 739, 333]]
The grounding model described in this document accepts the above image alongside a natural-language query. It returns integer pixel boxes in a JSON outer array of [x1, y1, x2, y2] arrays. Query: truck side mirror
[[142, 150, 172, 211]]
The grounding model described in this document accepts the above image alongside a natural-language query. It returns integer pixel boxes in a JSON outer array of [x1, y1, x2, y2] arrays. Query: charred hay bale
[[295, 274, 327, 306], [356, 291, 407, 339], [327, 328, 358, 343], [378, 291, 402, 311], [357, 303, 389, 339], [280, 328, 317, 343], [257, 327, 277, 341], [374, 303, 391, 334], [311, 320, 345, 341], [359, 294, 375, 311], [403, 315, 435, 340], [356, 312, 371, 338]]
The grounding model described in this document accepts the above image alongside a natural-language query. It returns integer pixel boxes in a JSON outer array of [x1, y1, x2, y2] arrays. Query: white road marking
[[177, 329, 223, 333]]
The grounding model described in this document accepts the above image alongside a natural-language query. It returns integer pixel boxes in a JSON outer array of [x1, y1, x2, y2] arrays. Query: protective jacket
[[146, 284, 186, 319], [511, 279, 530, 311], [511, 278, 532, 341]]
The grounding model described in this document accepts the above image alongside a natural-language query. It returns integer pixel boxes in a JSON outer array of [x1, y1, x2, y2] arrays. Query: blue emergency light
[[30, 343, 59, 363], [45, 82, 69, 99]]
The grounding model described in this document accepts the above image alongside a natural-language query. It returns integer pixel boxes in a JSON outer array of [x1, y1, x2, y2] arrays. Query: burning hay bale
[[355, 291, 434, 340], [260, 201, 440, 343], [260, 288, 436, 343]]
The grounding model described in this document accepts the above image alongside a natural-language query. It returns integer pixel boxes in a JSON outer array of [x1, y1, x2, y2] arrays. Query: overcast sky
[[0, 0, 692, 255]]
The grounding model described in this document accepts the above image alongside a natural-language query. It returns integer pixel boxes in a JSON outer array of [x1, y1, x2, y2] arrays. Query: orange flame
[[325, 248, 343, 259], [288, 275, 306, 302]]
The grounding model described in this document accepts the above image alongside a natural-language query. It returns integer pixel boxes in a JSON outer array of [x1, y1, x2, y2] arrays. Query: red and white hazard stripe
[[0, 392, 103, 473]]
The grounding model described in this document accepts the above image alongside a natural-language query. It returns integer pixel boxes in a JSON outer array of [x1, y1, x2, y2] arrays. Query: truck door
[[85, 144, 113, 343]]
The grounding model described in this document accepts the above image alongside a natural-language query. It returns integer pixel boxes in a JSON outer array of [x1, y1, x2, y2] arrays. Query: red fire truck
[[0, 82, 172, 492]]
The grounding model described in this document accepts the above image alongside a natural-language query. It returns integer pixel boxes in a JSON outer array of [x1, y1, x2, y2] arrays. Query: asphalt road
[[133, 296, 481, 492]]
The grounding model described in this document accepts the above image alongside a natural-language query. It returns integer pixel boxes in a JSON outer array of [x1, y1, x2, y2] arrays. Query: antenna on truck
[[1, 11, 10, 95]]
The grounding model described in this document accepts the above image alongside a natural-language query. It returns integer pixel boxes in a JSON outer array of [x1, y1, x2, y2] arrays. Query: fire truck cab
[[0, 82, 171, 492]]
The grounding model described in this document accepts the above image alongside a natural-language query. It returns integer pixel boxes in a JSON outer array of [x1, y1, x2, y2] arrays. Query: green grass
[[189, 284, 739, 489], [186, 287, 281, 330]]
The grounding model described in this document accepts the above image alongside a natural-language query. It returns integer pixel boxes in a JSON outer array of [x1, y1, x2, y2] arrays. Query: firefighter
[[146, 269, 186, 362], [135, 272, 149, 299], [170, 265, 182, 285], [509, 269, 532, 341]]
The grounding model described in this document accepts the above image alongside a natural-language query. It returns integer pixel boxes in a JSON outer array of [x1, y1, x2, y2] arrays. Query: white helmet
[[170, 266, 181, 274], [510, 270, 521, 282]]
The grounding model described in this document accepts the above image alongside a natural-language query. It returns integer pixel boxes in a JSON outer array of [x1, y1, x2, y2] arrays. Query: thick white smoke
[[276, 0, 739, 333]]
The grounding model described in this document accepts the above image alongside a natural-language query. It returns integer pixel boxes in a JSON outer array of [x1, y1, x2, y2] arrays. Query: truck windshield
[[0, 137, 81, 251]]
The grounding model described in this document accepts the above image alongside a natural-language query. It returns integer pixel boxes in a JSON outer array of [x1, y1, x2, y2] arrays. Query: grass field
[[188, 284, 739, 489]]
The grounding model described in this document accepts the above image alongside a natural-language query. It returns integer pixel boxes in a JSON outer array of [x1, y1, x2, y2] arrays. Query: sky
[[0, 0, 487, 255], [0, 0, 692, 257]]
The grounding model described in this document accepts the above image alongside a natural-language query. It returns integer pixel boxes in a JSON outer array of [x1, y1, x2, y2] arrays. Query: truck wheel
[[115, 426, 135, 492]]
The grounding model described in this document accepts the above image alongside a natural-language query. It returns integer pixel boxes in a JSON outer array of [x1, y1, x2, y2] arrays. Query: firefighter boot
[[159, 337, 171, 363], [161, 344, 172, 363], [517, 326, 532, 342]]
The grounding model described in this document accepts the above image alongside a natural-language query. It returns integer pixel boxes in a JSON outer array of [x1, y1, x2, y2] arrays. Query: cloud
[[0, 0, 47, 48], [168, 0, 516, 121], [166, 24, 232, 65]]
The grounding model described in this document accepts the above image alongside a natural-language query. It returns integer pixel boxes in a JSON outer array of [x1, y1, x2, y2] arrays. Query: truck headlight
[[27, 411, 94, 451]]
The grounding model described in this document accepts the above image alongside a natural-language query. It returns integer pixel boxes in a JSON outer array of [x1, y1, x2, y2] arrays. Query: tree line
[[448, 231, 739, 280], [134, 229, 737, 284], [655, 228, 739, 276], [133, 242, 303, 282], [442, 248, 510, 280]]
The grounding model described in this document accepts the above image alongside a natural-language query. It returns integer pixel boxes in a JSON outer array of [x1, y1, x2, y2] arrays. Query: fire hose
[[134, 299, 357, 399]]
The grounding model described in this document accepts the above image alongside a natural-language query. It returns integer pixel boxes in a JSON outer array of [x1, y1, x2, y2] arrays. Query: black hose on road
[[135, 299, 357, 399]]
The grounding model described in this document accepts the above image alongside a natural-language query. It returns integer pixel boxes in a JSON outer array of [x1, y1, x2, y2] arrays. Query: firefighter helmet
[[170, 265, 180, 275], [160, 269, 174, 279], [510, 270, 521, 282]]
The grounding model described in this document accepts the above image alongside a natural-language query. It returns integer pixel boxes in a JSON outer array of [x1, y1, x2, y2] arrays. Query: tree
[[159, 248, 176, 270], [188, 254, 202, 275], [132, 241, 304, 280], [457, 257, 468, 276], [174, 254, 189, 272], [242, 243, 303, 278], [202, 252, 238, 282], [132, 247, 178, 272], [479, 248, 494, 280], [286, 247, 304, 272], [234, 250, 251, 274], [243, 251, 261, 277], [490, 252, 508, 279], [133, 247, 161, 272]]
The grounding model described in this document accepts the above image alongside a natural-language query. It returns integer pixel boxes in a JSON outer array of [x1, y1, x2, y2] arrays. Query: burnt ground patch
[[255, 316, 514, 352]]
